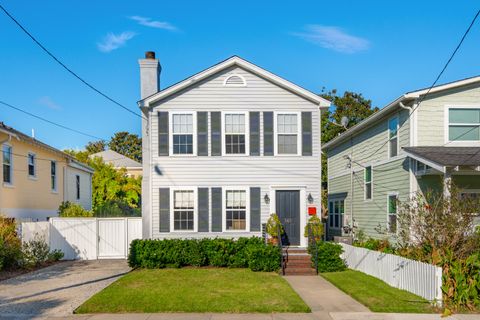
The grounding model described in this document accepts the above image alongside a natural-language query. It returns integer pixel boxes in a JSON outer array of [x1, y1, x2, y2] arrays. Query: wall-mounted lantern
[[307, 193, 314, 204], [264, 193, 270, 204]]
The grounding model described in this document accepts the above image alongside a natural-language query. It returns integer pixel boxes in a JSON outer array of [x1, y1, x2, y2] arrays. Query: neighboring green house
[[323, 76, 480, 240]]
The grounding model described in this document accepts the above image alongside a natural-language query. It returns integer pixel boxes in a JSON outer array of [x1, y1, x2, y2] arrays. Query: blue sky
[[1, 1, 479, 150]]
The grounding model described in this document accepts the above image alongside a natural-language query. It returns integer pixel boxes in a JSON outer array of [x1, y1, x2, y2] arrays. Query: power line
[[0, 4, 143, 119], [353, 8, 480, 163], [0, 100, 106, 140]]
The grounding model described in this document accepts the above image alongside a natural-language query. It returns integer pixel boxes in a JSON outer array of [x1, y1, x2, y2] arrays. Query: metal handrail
[[277, 223, 285, 275], [307, 223, 319, 274]]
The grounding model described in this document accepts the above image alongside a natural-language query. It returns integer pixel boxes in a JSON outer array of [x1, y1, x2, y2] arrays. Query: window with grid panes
[[173, 190, 195, 231], [225, 189, 247, 230], [172, 114, 193, 154], [225, 114, 246, 154], [277, 114, 298, 154]]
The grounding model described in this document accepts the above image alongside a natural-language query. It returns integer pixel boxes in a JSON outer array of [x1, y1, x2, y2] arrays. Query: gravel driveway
[[0, 260, 130, 318]]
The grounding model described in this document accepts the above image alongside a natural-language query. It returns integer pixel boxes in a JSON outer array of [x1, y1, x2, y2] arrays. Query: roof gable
[[90, 149, 142, 168], [138, 56, 330, 108]]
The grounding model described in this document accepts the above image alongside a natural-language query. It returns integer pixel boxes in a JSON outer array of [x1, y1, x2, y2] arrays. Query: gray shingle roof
[[90, 150, 142, 168], [403, 147, 480, 166]]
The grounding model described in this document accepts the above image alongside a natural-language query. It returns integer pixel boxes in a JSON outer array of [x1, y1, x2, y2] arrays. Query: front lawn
[[322, 270, 434, 313], [75, 268, 310, 313]]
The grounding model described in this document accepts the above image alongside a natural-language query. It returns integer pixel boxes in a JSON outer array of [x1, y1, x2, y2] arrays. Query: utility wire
[[0, 4, 143, 119], [353, 8, 480, 163], [0, 100, 106, 140]]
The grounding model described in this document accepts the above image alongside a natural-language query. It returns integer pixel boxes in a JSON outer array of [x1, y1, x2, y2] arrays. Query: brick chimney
[[139, 51, 161, 99]]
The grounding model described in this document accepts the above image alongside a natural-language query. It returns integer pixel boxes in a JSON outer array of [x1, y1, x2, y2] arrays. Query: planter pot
[[268, 237, 279, 246]]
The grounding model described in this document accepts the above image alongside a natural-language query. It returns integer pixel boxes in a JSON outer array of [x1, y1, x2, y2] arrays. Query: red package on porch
[[308, 207, 317, 215]]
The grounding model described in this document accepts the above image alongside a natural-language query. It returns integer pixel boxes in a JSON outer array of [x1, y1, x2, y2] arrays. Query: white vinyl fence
[[339, 243, 442, 304], [22, 217, 142, 260]]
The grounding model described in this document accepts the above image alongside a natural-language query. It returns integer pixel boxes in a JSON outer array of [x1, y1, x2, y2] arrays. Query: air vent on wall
[[223, 74, 247, 87]]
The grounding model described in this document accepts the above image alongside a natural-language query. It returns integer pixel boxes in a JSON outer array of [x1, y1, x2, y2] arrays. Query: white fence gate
[[339, 243, 443, 304], [22, 217, 142, 260]]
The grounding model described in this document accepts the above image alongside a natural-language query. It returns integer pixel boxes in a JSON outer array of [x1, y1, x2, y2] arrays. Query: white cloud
[[292, 25, 370, 54], [38, 96, 61, 110], [97, 31, 136, 53], [129, 16, 177, 31]]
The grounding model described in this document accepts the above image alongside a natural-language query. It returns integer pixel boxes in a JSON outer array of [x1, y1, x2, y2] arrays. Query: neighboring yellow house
[[90, 149, 142, 178], [0, 122, 94, 221]]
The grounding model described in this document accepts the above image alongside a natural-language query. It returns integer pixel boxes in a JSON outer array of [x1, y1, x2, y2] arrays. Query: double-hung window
[[172, 113, 194, 155], [448, 107, 480, 142], [328, 199, 344, 229], [2, 144, 12, 184], [225, 188, 248, 231], [387, 193, 398, 234], [276, 113, 300, 155], [224, 113, 247, 154], [172, 189, 195, 231], [388, 116, 399, 158], [51, 161, 57, 191], [28, 153, 36, 177], [365, 166, 372, 200]]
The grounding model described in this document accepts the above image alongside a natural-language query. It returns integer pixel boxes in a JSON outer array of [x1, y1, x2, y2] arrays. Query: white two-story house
[[137, 53, 330, 247]]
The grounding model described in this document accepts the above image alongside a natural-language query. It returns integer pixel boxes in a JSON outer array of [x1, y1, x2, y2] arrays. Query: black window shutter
[[249, 112, 260, 156], [250, 187, 261, 231], [211, 112, 221, 156], [198, 188, 209, 232], [197, 112, 208, 156], [211, 187, 222, 232], [302, 112, 312, 156], [263, 112, 274, 156], [158, 112, 169, 156], [159, 188, 170, 232]]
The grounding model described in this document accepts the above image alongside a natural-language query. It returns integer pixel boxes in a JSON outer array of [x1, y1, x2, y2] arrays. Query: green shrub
[[47, 249, 64, 262], [0, 216, 21, 271], [58, 201, 93, 217], [128, 237, 280, 272], [22, 233, 50, 268], [304, 215, 324, 241], [94, 200, 141, 217], [312, 241, 346, 273], [354, 237, 396, 254], [265, 213, 283, 238]]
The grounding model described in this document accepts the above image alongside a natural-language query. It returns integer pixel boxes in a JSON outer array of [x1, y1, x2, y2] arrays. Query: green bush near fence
[[309, 241, 346, 273], [128, 237, 281, 272]]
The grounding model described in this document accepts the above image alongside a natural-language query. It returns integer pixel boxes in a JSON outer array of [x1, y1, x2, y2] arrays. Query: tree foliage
[[108, 131, 142, 162], [86, 140, 106, 154]]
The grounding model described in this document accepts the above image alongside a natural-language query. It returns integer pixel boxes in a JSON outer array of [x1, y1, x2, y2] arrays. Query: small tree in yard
[[397, 185, 480, 311]]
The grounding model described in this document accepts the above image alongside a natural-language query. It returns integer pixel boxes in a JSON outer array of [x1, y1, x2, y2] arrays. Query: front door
[[276, 190, 300, 246]]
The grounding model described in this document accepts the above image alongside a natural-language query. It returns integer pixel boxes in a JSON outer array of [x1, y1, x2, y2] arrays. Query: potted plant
[[266, 213, 283, 245], [304, 215, 324, 243]]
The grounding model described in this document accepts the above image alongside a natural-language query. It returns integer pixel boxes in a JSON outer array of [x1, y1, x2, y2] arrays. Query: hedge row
[[309, 241, 347, 273], [128, 237, 281, 272]]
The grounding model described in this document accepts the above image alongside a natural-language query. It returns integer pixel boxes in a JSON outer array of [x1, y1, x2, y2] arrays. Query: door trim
[[269, 186, 307, 247]]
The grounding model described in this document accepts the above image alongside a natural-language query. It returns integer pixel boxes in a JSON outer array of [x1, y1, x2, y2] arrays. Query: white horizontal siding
[[64, 166, 92, 210], [148, 66, 321, 239]]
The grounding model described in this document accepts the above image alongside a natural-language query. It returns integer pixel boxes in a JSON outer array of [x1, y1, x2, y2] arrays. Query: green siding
[[328, 158, 410, 239]]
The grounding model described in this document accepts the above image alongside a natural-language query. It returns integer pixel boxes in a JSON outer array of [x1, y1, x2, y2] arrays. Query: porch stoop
[[282, 247, 317, 276]]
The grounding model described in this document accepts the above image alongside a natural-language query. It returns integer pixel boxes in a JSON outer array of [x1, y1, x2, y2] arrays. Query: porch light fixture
[[307, 193, 314, 204], [264, 193, 270, 204]]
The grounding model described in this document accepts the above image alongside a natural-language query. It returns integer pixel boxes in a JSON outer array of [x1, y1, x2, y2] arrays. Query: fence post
[[435, 266, 443, 307]]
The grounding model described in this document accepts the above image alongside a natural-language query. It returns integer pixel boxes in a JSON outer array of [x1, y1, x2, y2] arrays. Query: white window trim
[[169, 111, 197, 157], [387, 115, 400, 159], [364, 166, 373, 201], [2, 143, 13, 187], [27, 152, 37, 180], [51, 160, 58, 193], [444, 105, 480, 146], [221, 111, 250, 156], [170, 187, 198, 233], [386, 192, 399, 235], [223, 74, 247, 87], [274, 111, 301, 156], [222, 186, 250, 232]]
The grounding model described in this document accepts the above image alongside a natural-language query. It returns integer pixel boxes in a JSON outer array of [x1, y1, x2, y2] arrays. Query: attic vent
[[223, 74, 247, 87]]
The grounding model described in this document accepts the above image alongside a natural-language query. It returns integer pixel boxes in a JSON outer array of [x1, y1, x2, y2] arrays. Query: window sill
[[2, 183, 14, 188], [51, 190, 59, 194], [28, 176, 38, 181]]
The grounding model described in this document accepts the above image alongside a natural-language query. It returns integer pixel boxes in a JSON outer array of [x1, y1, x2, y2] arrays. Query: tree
[[85, 140, 106, 154], [320, 90, 378, 183], [108, 131, 142, 162]]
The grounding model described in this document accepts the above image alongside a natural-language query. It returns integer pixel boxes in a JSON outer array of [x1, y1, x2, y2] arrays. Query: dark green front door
[[276, 190, 300, 246]]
